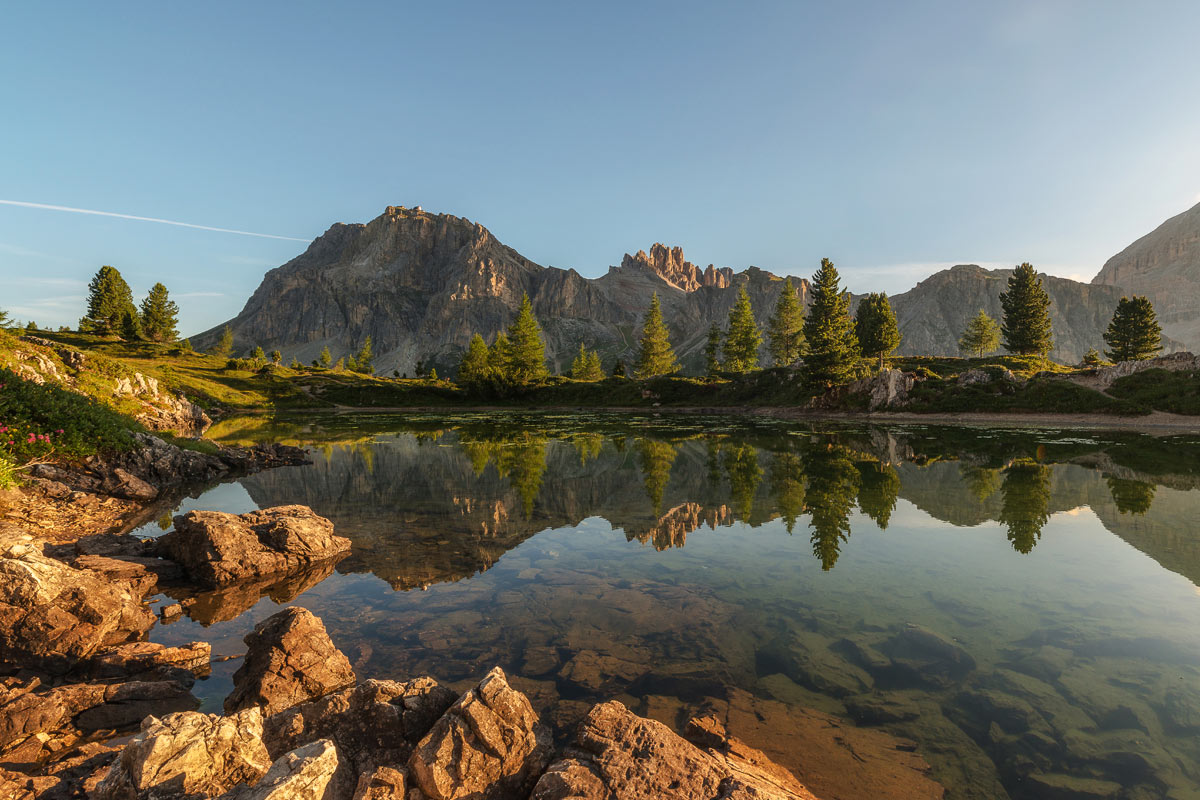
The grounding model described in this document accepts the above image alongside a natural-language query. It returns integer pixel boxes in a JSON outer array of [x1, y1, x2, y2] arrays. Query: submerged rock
[[408, 667, 552, 800], [157, 505, 350, 588], [226, 607, 356, 716]]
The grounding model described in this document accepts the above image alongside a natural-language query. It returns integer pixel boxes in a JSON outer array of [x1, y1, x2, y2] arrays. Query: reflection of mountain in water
[[237, 423, 1200, 590]]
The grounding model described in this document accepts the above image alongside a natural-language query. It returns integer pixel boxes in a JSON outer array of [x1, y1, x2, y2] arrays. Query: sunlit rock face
[[1093, 200, 1200, 352]]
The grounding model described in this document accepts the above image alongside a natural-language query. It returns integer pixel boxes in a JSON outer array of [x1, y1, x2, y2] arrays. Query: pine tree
[[459, 334, 491, 384], [80, 266, 137, 335], [767, 278, 805, 367], [704, 324, 722, 376], [506, 294, 548, 383], [252, 345, 266, 366], [178, 338, 193, 353], [120, 308, 143, 341], [801, 258, 859, 388], [1082, 348, 1103, 367], [958, 309, 1001, 358], [999, 263, 1053, 356], [270, 349, 282, 365], [1103, 295, 1163, 362], [854, 292, 901, 369], [0, 308, 9, 328], [585, 349, 603, 380], [722, 287, 762, 373], [635, 293, 679, 378], [428, 368, 438, 381], [355, 336, 374, 374], [318, 346, 332, 368], [571, 343, 589, 379], [571, 343, 605, 380], [289, 356, 301, 369], [139, 283, 179, 342]]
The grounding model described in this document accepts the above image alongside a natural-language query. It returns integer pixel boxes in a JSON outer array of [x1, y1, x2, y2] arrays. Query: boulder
[[0, 540, 155, 673], [94, 707, 273, 800], [158, 506, 350, 588], [880, 624, 976, 688], [88, 641, 211, 682], [530, 700, 815, 800], [848, 369, 916, 410], [264, 677, 456, 785], [351, 766, 408, 800], [408, 667, 552, 800], [226, 607, 356, 716], [222, 738, 339, 800]]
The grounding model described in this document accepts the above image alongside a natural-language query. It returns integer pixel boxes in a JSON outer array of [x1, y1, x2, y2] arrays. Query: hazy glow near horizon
[[1, 1, 1199, 334]]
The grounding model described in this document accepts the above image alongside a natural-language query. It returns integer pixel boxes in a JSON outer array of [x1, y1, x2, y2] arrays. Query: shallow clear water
[[138, 413, 1200, 799]]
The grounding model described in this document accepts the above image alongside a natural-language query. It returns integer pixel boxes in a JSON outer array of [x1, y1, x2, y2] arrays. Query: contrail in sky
[[0, 199, 309, 241]]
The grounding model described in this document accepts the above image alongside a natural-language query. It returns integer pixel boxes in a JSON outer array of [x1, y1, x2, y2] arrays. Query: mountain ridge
[[196, 202, 1198, 373]]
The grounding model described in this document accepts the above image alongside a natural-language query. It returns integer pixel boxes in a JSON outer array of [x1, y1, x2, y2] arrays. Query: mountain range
[[196, 201, 1200, 374]]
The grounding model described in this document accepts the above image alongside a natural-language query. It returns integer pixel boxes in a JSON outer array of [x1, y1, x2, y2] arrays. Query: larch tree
[[958, 309, 1001, 358], [139, 282, 179, 342], [459, 333, 491, 383], [722, 286, 762, 373], [766, 278, 805, 367], [355, 336, 374, 374], [853, 292, 901, 369], [80, 265, 137, 336], [635, 293, 679, 378], [489, 332, 513, 377], [506, 294, 548, 383], [999, 263, 1054, 357], [801, 258, 859, 389], [318, 345, 332, 368], [1103, 295, 1163, 362], [571, 343, 604, 380]]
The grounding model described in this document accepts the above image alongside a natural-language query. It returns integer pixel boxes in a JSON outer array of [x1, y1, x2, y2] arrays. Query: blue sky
[[2, 1, 1199, 335]]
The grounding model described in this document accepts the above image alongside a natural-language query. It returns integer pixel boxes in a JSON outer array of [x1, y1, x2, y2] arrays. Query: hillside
[[1093, 200, 1200, 352]]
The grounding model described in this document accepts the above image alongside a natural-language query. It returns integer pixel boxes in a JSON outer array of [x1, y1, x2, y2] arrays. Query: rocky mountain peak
[[619, 243, 733, 292]]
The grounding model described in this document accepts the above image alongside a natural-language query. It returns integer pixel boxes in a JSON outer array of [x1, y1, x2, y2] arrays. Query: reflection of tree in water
[[768, 451, 806, 533], [637, 439, 678, 515], [1107, 476, 1156, 515], [723, 443, 764, 521], [804, 444, 860, 570], [960, 464, 1001, 503], [998, 460, 1051, 553], [458, 433, 549, 517], [706, 438, 723, 492], [571, 433, 605, 465], [856, 462, 899, 530]]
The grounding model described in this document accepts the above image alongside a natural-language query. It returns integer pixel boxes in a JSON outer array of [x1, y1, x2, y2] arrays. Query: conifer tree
[[120, 308, 143, 341], [289, 356, 301, 369], [767, 278, 805, 367], [0, 308, 9, 328], [252, 345, 266, 366], [1081, 348, 1103, 367], [139, 283, 179, 342], [80, 266, 137, 335], [318, 345, 332, 368], [999, 263, 1053, 356], [179, 338, 193, 353], [1103, 295, 1163, 362], [722, 287, 762, 373], [571, 343, 589, 379], [585, 349, 603, 380], [355, 336, 374, 374], [506, 294, 548, 383], [270, 350, 282, 365], [704, 324, 722, 376], [611, 361, 627, 378], [635, 293, 679, 378], [571, 343, 604, 381], [489, 332, 512, 378], [854, 292, 901, 369], [459, 334, 491, 383], [801, 258, 859, 388], [208, 326, 234, 358], [958, 309, 1001, 358]]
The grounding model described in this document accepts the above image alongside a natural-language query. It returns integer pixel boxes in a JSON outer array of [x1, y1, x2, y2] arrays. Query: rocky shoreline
[[0, 436, 944, 799]]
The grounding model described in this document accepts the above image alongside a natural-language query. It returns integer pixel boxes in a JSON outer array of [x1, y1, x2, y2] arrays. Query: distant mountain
[[197, 202, 1195, 373], [1093, 201, 1200, 352], [194, 206, 807, 375]]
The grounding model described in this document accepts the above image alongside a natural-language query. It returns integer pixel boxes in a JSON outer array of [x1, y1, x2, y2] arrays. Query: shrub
[[0, 368, 137, 464]]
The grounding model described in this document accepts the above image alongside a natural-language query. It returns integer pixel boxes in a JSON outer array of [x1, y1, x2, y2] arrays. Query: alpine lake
[[132, 412, 1200, 800]]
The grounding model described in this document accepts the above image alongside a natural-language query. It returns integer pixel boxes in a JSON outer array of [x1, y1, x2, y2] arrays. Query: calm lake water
[[136, 413, 1200, 800]]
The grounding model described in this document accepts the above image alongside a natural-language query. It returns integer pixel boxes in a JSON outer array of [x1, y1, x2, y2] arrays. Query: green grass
[[903, 374, 1148, 416], [890, 354, 1075, 380], [1106, 368, 1200, 415]]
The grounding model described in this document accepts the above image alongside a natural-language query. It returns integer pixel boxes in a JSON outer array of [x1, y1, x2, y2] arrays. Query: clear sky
[[2, 1, 1199, 335]]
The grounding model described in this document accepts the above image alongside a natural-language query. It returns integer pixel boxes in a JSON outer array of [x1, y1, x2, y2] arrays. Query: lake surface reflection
[[141, 413, 1200, 799]]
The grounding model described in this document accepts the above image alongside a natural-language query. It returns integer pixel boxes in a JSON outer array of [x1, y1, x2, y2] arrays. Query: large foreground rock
[[531, 700, 816, 800], [0, 537, 155, 673], [94, 707, 273, 799], [157, 505, 350, 587], [226, 607, 356, 716], [408, 667, 553, 800], [224, 738, 339, 800]]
